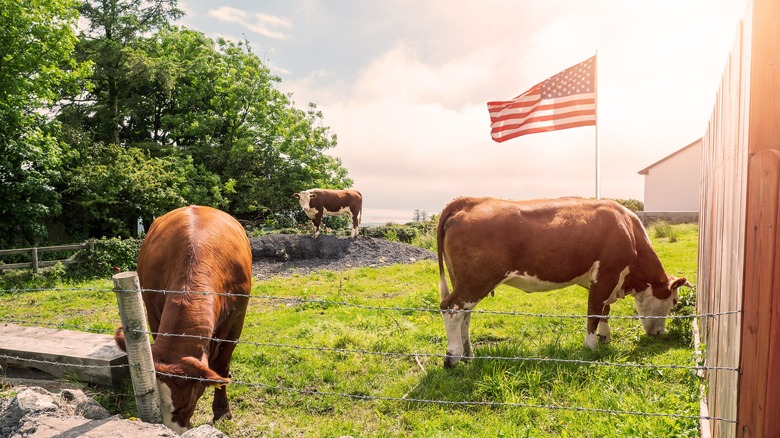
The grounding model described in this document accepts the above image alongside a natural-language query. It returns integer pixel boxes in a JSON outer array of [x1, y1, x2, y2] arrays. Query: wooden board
[[0, 324, 129, 385]]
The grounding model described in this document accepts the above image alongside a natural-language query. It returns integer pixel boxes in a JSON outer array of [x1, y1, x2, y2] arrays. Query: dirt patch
[[250, 234, 436, 278]]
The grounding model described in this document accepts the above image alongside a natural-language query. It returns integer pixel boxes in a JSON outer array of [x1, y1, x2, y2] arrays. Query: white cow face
[[294, 191, 317, 210], [632, 276, 688, 335]]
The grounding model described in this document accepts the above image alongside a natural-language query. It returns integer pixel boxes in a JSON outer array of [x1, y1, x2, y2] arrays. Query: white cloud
[[208, 6, 292, 40]]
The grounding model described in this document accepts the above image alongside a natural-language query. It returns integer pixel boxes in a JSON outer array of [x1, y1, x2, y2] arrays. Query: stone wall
[[635, 211, 699, 226]]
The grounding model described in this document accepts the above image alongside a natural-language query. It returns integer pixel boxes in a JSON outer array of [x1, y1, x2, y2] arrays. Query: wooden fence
[[698, 0, 780, 436], [0, 243, 93, 273]]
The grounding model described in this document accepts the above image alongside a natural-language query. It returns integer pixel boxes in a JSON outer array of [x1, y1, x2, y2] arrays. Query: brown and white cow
[[115, 205, 252, 432], [294, 189, 362, 238], [437, 197, 691, 368]]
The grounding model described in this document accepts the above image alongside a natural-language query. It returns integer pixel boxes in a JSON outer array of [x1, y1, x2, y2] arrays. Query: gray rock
[[0, 386, 225, 437], [182, 424, 228, 437]]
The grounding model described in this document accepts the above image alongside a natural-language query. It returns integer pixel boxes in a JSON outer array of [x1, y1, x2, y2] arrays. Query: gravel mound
[[251, 234, 436, 278]]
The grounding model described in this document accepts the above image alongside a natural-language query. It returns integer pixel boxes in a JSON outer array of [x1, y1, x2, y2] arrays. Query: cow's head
[[632, 276, 690, 335], [293, 190, 316, 211], [155, 357, 230, 433]]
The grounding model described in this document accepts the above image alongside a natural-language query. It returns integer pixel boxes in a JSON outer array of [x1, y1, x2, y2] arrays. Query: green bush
[[68, 237, 142, 279], [360, 224, 420, 243], [612, 198, 644, 212], [359, 218, 438, 250]]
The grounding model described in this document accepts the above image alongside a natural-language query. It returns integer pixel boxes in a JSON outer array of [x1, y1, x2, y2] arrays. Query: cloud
[[208, 6, 292, 40]]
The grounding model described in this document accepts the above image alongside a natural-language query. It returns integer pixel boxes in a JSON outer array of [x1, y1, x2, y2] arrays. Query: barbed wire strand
[[0, 317, 738, 373], [138, 329, 739, 373], [1, 286, 741, 320], [0, 353, 737, 424], [0, 354, 129, 370], [151, 369, 739, 424]]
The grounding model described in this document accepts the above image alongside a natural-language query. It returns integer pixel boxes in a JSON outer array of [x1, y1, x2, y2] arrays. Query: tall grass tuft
[[652, 220, 678, 242]]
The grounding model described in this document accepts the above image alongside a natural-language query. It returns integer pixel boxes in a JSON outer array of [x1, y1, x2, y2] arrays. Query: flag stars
[[540, 57, 595, 99]]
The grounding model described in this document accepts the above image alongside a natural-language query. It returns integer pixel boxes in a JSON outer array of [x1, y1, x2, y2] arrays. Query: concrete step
[[0, 324, 129, 385]]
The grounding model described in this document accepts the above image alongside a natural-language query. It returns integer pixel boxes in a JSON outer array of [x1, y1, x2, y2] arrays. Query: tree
[[57, 16, 352, 236], [75, 0, 182, 144], [0, 0, 90, 245], [69, 26, 351, 225]]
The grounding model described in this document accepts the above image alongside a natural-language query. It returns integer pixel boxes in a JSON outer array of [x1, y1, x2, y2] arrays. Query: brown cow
[[115, 205, 252, 432], [437, 197, 690, 368], [294, 189, 362, 238]]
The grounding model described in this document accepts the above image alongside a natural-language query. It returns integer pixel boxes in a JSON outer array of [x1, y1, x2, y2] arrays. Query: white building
[[637, 138, 701, 212]]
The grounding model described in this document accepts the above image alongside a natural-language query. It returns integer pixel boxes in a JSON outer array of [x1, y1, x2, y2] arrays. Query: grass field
[[0, 223, 701, 437]]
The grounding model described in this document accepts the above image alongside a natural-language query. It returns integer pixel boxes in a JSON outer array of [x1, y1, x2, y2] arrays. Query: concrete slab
[[0, 324, 129, 385]]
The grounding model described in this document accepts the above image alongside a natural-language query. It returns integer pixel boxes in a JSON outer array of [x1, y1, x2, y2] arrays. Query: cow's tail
[[437, 200, 459, 302]]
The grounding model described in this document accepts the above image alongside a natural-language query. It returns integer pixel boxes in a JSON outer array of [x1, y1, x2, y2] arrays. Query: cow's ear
[[670, 277, 689, 290], [293, 193, 300, 198], [310, 193, 317, 199], [181, 357, 230, 387]]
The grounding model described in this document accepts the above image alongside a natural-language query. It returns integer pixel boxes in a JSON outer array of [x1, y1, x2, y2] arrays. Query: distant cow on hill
[[436, 197, 690, 368], [294, 189, 363, 238], [115, 205, 252, 432]]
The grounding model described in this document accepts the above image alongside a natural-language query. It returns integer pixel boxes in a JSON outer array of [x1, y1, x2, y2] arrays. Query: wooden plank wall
[[740, 150, 780, 436], [738, 0, 780, 434], [698, 3, 751, 437]]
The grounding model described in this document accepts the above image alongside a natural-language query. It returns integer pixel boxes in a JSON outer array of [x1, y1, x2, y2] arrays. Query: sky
[[176, 0, 749, 221]]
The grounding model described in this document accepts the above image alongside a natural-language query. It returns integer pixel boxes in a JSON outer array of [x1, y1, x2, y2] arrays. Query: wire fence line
[[0, 353, 737, 424], [1, 286, 742, 320], [0, 317, 740, 372], [0, 285, 740, 424]]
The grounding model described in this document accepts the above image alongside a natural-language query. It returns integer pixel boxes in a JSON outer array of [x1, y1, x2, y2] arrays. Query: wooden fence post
[[113, 271, 162, 424], [31, 248, 38, 274]]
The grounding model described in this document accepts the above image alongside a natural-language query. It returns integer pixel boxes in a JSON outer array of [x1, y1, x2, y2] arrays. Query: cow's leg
[[585, 295, 602, 349], [209, 313, 247, 422], [441, 294, 479, 367], [597, 304, 612, 343], [441, 290, 467, 368], [312, 215, 322, 238], [442, 309, 466, 368], [350, 212, 359, 238], [460, 310, 473, 359], [209, 341, 237, 422], [585, 267, 628, 349]]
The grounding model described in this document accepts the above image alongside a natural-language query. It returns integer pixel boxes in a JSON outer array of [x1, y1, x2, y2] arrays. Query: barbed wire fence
[[0, 283, 741, 425]]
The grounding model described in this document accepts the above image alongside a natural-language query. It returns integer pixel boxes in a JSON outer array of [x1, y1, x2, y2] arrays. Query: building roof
[[637, 138, 702, 175]]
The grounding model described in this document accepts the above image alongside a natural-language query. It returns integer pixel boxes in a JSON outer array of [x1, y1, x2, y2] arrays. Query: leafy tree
[[128, 28, 352, 222], [58, 142, 194, 239], [0, 0, 90, 245], [66, 26, 351, 226], [75, 0, 182, 144], [56, 9, 352, 237]]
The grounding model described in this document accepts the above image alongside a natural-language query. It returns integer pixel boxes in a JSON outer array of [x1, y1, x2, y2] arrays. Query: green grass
[[0, 224, 701, 437]]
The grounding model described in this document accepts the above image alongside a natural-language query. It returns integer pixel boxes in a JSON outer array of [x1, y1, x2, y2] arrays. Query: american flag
[[487, 55, 597, 143]]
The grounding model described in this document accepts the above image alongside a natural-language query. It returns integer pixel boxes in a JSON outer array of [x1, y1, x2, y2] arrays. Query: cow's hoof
[[597, 334, 611, 344], [213, 411, 232, 422], [584, 333, 597, 350], [443, 355, 458, 368]]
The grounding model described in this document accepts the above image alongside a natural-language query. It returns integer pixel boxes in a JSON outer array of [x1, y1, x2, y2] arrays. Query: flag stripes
[[488, 56, 596, 142]]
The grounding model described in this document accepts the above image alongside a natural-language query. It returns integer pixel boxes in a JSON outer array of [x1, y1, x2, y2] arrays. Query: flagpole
[[594, 50, 600, 199]]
